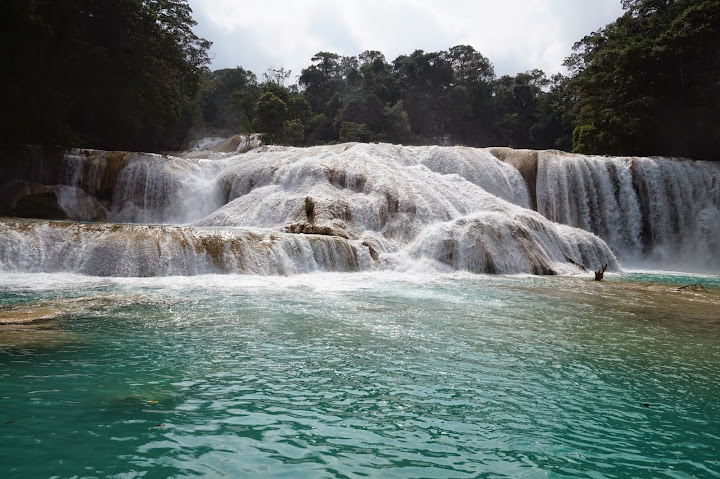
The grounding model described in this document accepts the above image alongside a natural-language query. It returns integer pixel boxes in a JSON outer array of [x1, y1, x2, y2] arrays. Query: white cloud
[[189, 0, 624, 79]]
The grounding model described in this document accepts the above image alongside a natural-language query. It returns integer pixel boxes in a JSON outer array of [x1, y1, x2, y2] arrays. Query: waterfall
[[59, 149, 229, 224], [405, 212, 615, 275], [0, 221, 370, 276], [5, 141, 718, 277], [1, 143, 625, 276], [536, 151, 720, 272]]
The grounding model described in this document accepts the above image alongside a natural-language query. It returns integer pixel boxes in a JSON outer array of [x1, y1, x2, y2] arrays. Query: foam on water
[[0, 271, 718, 477]]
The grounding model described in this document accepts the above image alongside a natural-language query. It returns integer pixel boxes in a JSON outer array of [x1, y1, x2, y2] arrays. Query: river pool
[[1, 272, 718, 478]]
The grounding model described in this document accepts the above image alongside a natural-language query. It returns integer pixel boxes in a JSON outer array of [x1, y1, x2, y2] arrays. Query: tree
[[444, 45, 495, 145], [338, 122, 370, 142], [492, 70, 549, 148], [530, 74, 576, 151], [1, 0, 211, 154], [567, 0, 720, 158], [380, 101, 413, 144], [305, 114, 336, 145], [230, 89, 259, 134], [252, 80, 312, 145], [263, 67, 292, 86], [358, 51, 397, 104], [299, 52, 345, 117], [199, 67, 259, 135], [254, 91, 287, 144], [393, 50, 454, 141]]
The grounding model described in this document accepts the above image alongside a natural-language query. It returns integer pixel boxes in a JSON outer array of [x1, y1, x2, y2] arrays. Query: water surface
[[1, 272, 718, 478]]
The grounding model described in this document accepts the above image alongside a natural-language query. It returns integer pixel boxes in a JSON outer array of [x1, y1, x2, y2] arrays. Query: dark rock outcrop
[[14, 191, 70, 220]]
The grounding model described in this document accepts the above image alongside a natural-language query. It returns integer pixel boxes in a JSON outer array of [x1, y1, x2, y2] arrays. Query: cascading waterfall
[[7, 141, 718, 277], [59, 149, 229, 224], [537, 151, 720, 272], [0, 221, 369, 276], [194, 143, 611, 274], [405, 212, 614, 275]]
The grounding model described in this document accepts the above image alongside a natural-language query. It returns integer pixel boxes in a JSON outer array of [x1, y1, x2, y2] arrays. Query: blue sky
[[188, 0, 625, 81]]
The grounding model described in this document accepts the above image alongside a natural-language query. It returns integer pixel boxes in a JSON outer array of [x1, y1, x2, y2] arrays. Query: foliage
[[567, 0, 720, 158], [393, 50, 454, 141], [1, 0, 211, 154], [198, 67, 259, 136], [338, 122, 370, 143], [254, 91, 287, 144], [492, 70, 549, 148], [200, 43, 610, 152], [4, 1, 717, 160]]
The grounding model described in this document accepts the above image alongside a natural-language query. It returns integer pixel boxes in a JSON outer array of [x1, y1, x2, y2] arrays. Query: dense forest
[[2, 0, 718, 161], [1, 0, 211, 155]]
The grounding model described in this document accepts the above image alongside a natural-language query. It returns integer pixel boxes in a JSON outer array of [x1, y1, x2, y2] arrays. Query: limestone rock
[[286, 221, 350, 239]]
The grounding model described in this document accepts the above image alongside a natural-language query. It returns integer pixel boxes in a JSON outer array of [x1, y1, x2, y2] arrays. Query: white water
[[4, 143, 719, 277], [0, 222, 370, 276], [59, 149, 229, 224], [537, 151, 720, 272]]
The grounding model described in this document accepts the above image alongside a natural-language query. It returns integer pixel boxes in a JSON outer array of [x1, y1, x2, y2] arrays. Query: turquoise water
[[1, 272, 719, 478]]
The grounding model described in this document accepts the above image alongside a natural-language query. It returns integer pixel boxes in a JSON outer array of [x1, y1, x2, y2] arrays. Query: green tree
[[254, 91, 287, 144], [283, 119, 305, 146], [393, 50, 454, 141], [567, 0, 720, 158], [358, 51, 398, 104], [305, 114, 336, 145], [492, 70, 549, 148], [338, 122, 370, 142], [379, 101, 413, 144], [253, 80, 312, 145], [299, 52, 345, 118], [444, 45, 495, 145], [199, 67, 259, 135], [530, 74, 576, 151], [230, 89, 259, 134], [1, 0, 211, 154]]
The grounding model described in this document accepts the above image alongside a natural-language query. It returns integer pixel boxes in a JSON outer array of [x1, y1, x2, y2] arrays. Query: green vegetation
[[1, 0, 211, 154], [2, 0, 718, 160], [567, 0, 720, 158], [305, 197, 315, 221]]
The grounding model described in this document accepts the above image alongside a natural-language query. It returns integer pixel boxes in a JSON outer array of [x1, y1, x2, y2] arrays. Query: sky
[[187, 0, 625, 81]]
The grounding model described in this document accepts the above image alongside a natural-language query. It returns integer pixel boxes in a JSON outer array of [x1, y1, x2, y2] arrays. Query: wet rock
[[14, 191, 70, 220], [209, 133, 262, 153], [286, 221, 350, 239], [490, 147, 539, 211], [362, 241, 380, 262]]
